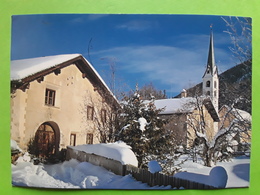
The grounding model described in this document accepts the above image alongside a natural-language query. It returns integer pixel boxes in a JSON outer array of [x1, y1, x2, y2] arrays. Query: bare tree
[[184, 95, 251, 167], [125, 82, 167, 101], [222, 16, 252, 64], [100, 57, 117, 95], [81, 88, 120, 144], [221, 16, 252, 114]]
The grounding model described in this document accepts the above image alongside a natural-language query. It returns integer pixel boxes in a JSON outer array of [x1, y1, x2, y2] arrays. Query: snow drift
[[70, 141, 138, 167]]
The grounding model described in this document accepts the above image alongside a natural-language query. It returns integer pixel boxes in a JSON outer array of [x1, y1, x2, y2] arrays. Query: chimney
[[181, 89, 187, 98]]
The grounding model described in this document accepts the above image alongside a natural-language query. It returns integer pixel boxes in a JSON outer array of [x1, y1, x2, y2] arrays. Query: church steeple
[[203, 27, 218, 77], [202, 27, 219, 113]]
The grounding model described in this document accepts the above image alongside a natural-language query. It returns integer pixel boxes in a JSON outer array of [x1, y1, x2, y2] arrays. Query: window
[[87, 106, 94, 120], [206, 91, 210, 96], [101, 109, 107, 123], [206, 81, 210, 87], [45, 88, 56, 106], [214, 90, 217, 97], [70, 134, 76, 146], [86, 133, 93, 144], [214, 81, 217, 88]]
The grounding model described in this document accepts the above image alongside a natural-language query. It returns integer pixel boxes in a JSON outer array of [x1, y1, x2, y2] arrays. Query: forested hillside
[[175, 60, 252, 113]]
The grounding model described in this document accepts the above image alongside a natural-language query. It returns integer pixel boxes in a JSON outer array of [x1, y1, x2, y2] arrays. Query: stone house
[[218, 105, 251, 151], [10, 54, 119, 157], [154, 96, 219, 148]]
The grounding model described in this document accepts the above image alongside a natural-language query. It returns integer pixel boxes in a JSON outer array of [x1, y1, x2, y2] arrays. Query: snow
[[235, 108, 252, 121], [174, 155, 249, 188], [70, 141, 138, 167], [16, 152, 31, 163], [209, 166, 228, 188], [11, 138, 249, 189], [12, 159, 171, 189], [148, 160, 162, 173], [138, 117, 147, 131], [11, 54, 81, 81], [11, 139, 22, 152], [12, 154, 249, 189], [220, 105, 252, 121]]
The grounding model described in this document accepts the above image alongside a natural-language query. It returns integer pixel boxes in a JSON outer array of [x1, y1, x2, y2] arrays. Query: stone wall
[[66, 146, 125, 175]]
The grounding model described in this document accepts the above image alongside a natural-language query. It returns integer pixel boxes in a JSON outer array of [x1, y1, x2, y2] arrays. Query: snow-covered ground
[[12, 157, 171, 189], [12, 153, 249, 189], [174, 155, 250, 188]]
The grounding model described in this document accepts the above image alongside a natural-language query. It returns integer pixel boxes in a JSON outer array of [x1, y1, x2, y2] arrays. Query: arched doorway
[[34, 121, 60, 158]]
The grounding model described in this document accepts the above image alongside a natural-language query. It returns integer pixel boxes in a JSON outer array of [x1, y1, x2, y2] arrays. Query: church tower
[[202, 27, 219, 113]]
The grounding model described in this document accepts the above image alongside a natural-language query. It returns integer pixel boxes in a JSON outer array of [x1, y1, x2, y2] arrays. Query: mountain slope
[[175, 60, 252, 113]]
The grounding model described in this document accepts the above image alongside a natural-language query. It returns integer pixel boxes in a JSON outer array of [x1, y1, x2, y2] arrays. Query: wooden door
[[35, 123, 55, 158]]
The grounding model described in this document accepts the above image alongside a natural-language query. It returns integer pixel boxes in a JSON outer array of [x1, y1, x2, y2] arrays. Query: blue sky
[[11, 14, 243, 97]]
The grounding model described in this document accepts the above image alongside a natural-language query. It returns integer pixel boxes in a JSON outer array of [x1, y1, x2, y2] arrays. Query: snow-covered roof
[[235, 108, 252, 121], [152, 97, 219, 121], [70, 141, 138, 166], [11, 54, 119, 104], [220, 105, 251, 121], [11, 54, 81, 81], [153, 97, 196, 114]]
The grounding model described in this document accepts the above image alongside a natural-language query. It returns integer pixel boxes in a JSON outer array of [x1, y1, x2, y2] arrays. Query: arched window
[[214, 81, 217, 88], [206, 81, 210, 87]]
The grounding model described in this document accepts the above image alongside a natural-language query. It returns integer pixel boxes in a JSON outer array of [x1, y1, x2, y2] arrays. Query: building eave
[[11, 54, 119, 107], [203, 97, 220, 122]]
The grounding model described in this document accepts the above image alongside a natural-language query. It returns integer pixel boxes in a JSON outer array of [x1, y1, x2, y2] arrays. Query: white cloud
[[116, 20, 157, 31], [69, 14, 109, 24], [87, 14, 110, 21], [90, 35, 233, 95]]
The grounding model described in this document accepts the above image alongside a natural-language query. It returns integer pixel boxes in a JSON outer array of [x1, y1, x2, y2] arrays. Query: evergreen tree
[[116, 91, 174, 168]]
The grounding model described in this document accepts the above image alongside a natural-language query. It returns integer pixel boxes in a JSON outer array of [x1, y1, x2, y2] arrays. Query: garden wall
[[66, 146, 125, 175]]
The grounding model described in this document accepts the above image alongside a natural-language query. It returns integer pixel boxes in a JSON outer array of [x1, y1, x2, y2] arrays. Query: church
[[153, 29, 220, 148], [154, 29, 251, 150]]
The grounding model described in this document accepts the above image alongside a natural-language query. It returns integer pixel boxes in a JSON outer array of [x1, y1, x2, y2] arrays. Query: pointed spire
[[203, 26, 217, 77], [207, 27, 215, 72]]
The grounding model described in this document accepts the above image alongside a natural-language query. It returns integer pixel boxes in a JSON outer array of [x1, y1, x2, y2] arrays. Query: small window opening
[[101, 109, 107, 123], [86, 133, 93, 144], [45, 89, 56, 106], [87, 106, 94, 120], [206, 81, 210, 87], [70, 134, 76, 146]]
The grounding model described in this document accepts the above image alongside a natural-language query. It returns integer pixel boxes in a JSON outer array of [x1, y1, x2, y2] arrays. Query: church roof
[[154, 97, 219, 122]]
